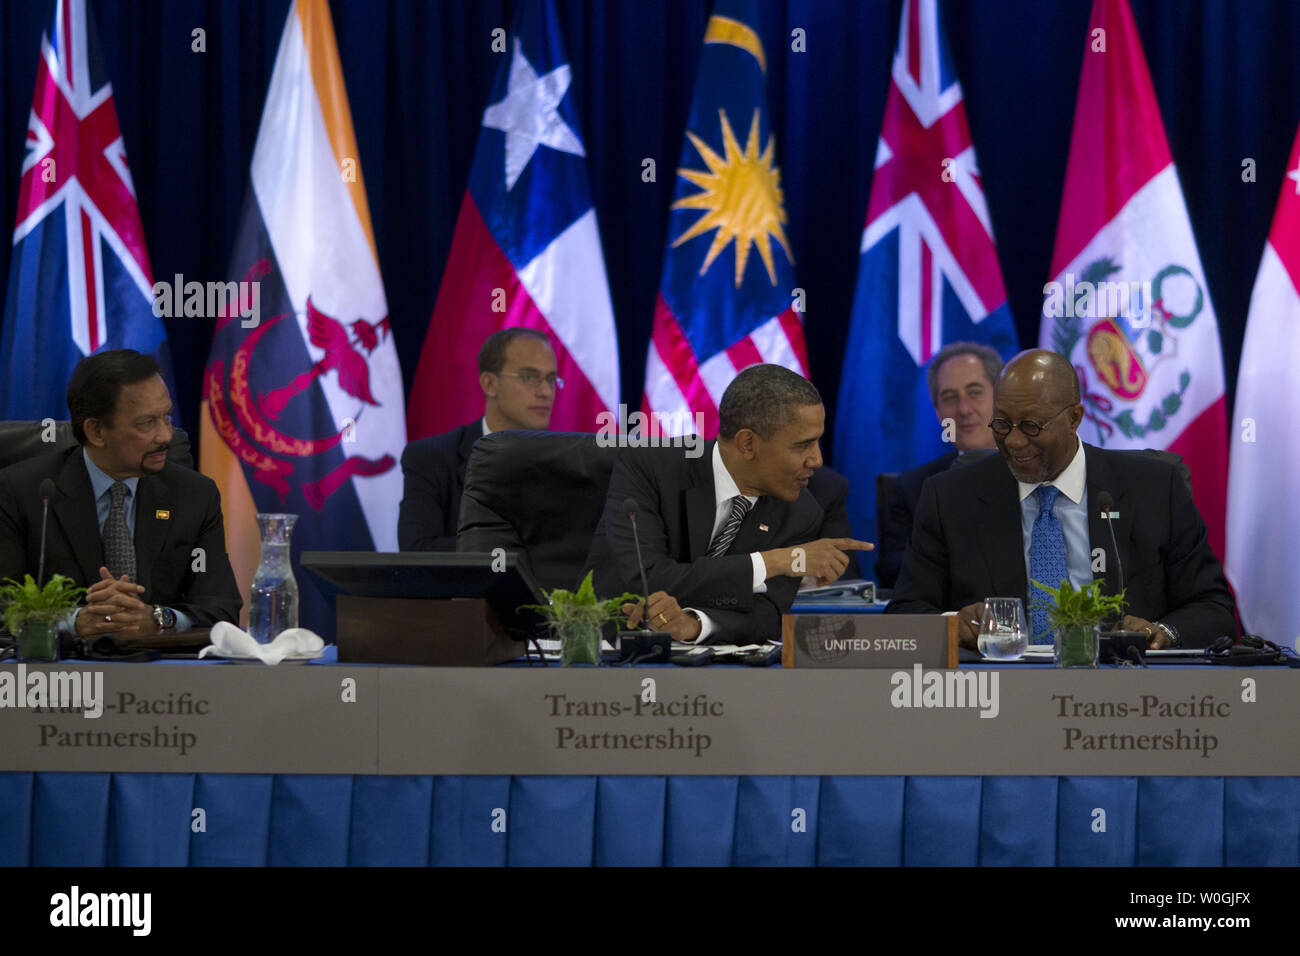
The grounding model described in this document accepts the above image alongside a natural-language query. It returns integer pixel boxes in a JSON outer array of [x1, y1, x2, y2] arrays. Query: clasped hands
[[74, 566, 159, 638]]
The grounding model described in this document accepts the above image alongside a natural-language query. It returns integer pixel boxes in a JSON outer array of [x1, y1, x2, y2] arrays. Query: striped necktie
[[708, 495, 753, 557]]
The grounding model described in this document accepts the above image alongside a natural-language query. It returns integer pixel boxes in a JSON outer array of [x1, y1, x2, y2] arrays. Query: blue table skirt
[[2, 773, 1297, 866]]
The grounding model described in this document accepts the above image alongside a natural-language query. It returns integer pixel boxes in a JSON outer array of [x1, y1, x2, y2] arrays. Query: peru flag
[[406, 0, 618, 439], [1226, 126, 1300, 648], [641, 0, 808, 438], [1039, 0, 1228, 558], [200, 0, 405, 633]]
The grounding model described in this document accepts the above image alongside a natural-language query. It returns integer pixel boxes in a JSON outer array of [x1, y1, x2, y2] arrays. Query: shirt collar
[[711, 442, 756, 509], [1016, 436, 1085, 503], [481, 416, 490, 437], [82, 448, 140, 501]]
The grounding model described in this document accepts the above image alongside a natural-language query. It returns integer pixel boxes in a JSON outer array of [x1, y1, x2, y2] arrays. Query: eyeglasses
[[988, 405, 1071, 438], [498, 371, 564, 390]]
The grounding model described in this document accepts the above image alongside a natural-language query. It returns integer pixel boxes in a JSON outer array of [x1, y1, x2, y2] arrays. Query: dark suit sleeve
[[0, 468, 28, 585], [1154, 466, 1235, 648], [884, 477, 950, 614], [700, 504, 822, 643], [397, 443, 457, 552], [875, 479, 915, 588], [168, 481, 242, 628]]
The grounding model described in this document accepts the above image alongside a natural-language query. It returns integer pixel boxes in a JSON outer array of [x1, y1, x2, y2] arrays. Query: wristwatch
[[1152, 621, 1181, 648], [152, 605, 177, 631]]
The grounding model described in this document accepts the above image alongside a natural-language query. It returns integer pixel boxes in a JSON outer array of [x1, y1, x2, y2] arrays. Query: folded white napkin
[[199, 621, 324, 665]]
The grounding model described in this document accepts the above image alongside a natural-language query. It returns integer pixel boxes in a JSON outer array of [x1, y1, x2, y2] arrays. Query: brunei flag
[[200, 0, 405, 634]]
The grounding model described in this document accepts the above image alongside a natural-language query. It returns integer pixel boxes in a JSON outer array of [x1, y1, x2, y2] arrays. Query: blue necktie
[[1029, 485, 1068, 643]]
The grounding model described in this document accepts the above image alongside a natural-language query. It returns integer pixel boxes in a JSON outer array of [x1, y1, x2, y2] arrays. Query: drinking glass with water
[[978, 597, 1029, 660]]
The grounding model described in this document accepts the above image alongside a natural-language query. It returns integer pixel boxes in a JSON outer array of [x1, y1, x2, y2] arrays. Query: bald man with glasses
[[886, 349, 1234, 650]]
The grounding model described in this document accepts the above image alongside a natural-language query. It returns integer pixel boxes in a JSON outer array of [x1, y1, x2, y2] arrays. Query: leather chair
[[457, 431, 619, 592], [0, 420, 195, 471]]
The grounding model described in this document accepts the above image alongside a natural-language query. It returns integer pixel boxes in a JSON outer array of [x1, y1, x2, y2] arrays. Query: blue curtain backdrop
[[1, 0, 1296, 491]]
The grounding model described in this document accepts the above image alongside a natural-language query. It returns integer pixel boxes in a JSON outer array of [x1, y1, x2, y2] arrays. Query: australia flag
[[1, 0, 174, 420], [835, 0, 1018, 549]]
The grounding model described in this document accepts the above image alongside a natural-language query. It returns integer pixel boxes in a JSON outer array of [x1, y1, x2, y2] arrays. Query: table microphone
[[620, 497, 668, 663], [37, 478, 56, 587], [623, 497, 652, 606], [1096, 490, 1124, 600]]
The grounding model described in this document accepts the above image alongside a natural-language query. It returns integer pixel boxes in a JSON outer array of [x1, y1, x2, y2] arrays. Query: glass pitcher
[[249, 513, 299, 643]]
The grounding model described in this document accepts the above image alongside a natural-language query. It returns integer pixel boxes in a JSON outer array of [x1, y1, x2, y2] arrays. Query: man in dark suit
[[0, 350, 241, 636], [399, 328, 558, 550], [887, 349, 1234, 650], [876, 342, 1002, 587], [586, 364, 872, 644]]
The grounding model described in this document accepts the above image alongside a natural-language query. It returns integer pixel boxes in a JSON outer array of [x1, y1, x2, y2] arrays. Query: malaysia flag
[[200, 0, 406, 634], [406, 0, 619, 439], [640, 0, 809, 438], [834, 0, 1018, 546], [1039, 0, 1229, 558], [0, 0, 174, 420], [1226, 124, 1300, 649]]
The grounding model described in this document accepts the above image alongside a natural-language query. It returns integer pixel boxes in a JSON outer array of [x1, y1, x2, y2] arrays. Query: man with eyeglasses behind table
[[885, 349, 1234, 650], [0, 349, 242, 638], [398, 328, 562, 551]]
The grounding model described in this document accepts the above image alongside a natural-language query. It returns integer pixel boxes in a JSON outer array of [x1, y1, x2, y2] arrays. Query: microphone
[[37, 478, 56, 587], [1096, 490, 1124, 603], [619, 496, 667, 663], [623, 497, 652, 605]]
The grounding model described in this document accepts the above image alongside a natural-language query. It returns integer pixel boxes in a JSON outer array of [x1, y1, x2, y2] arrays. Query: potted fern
[[1, 574, 85, 662], [1030, 578, 1125, 668], [522, 570, 640, 666]]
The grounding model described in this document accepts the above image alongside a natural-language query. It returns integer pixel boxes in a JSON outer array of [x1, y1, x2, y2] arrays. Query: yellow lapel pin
[[155, 510, 171, 520]]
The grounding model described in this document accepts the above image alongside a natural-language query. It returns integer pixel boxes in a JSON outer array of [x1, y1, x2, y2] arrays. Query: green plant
[[1029, 577, 1125, 640], [0, 574, 86, 635], [521, 571, 641, 664]]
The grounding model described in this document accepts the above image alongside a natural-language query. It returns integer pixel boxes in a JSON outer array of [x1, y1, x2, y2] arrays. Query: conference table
[[2, 633, 1297, 867]]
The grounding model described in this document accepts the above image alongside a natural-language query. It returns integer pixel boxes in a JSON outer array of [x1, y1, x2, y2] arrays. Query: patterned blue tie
[[1029, 485, 1068, 643], [709, 496, 753, 557]]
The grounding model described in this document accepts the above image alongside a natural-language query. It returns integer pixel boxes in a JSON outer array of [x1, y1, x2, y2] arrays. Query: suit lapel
[[732, 496, 777, 555], [52, 449, 104, 585], [133, 471, 173, 594], [972, 461, 1027, 598], [1084, 444, 1130, 598], [685, 443, 717, 559]]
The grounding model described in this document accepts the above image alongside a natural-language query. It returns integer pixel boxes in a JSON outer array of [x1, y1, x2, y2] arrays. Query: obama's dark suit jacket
[[584, 441, 823, 644], [885, 443, 1234, 648], [0, 446, 241, 628]]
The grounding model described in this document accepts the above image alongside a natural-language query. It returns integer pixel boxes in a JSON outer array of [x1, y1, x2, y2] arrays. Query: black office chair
[[0, 420, 195, 471], [457, 431, 620, 592]]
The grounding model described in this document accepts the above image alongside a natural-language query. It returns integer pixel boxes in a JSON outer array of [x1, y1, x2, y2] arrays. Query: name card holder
[[782, 613, 957, 668]]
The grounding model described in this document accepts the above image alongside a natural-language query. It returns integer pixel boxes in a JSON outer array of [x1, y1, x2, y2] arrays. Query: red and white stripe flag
[[1039, 0, 1228, 557], [1226, 127, 1300, 648]]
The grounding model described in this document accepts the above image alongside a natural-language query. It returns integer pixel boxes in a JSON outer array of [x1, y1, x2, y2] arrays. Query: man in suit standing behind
[[876, 342, 1002, 587], [886, 349, 1234, 649], [585, 364, 873, 644], [398, 328, 558, 551], [0, 349, 241, 636]]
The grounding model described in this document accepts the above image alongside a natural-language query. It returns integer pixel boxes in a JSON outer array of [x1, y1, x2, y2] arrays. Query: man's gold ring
[[656, 613, 669, 626]]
